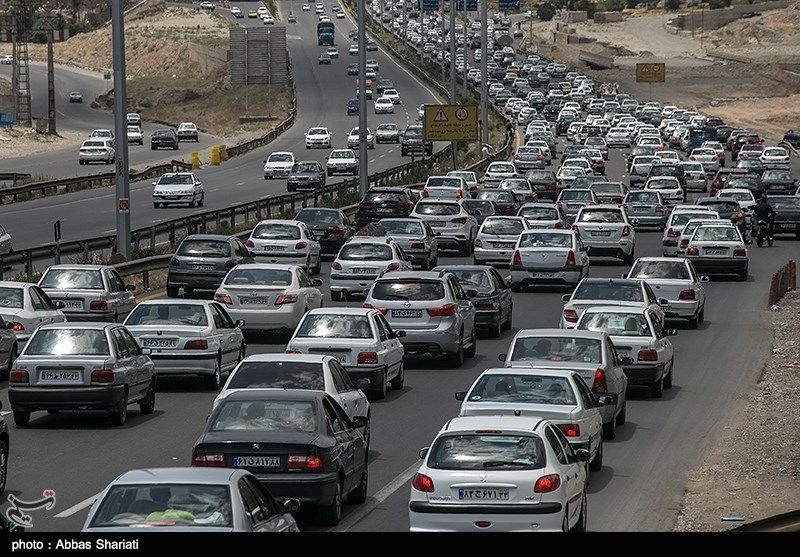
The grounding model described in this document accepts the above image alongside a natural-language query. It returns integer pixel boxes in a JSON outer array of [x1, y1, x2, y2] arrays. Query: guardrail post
[[169, 224, 176, 246], [230, 209, 236, 231], [142, 269, 149, 292], [0, 256, 4, 280], [25, 251, 32, 278], [150, 226, 156, 253], [790, 260, 796, 291], [200, 215, 207, 234]]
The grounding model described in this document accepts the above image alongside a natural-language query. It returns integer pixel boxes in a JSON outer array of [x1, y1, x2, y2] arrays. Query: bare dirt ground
[[676, 290, 800, 531]]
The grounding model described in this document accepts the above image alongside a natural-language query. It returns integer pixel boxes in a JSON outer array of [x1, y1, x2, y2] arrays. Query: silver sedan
[[38, 265, 136, 322], [0, 281, 67, 347]]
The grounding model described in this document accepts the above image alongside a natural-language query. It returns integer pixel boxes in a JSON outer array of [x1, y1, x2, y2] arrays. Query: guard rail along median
[[768, 260, 796, 307]]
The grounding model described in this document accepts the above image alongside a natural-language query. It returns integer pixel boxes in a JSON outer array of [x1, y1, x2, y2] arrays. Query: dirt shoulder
[[675, 290, 800, 531]]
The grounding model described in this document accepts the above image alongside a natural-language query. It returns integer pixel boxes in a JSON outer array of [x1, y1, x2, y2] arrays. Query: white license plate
[[633, 206, 650, 213], [431, 221, 448, 227], [533, 272, 560, 278], [335, 355, 348, 363], [705, 249, 727, 256], [239, 297, 271, 305], [494, 243, 516, 249], [233, 456, 280, 468], [376, 207, 394, 213], [263, 245, 286, 251], [392, 309, 422, 318], [61, 301, 83, 309], [142, 339, 177, 348], [190, 264, 215, 271], [457, 488, 510, 501], [40, 370, 81, 382], [591, 231, 612, 237], [353, 268, 377, 275]]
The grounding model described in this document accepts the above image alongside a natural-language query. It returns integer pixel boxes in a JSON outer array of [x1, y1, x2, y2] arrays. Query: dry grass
[[704, 94, 800, 143]]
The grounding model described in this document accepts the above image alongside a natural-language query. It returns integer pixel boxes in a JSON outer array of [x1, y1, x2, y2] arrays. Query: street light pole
[[449, 0, 457, 170], [462, 0, 467, 100], [357, 0, 368, 197], [111, 0, 130, 260], [480, 0, 488, 146]]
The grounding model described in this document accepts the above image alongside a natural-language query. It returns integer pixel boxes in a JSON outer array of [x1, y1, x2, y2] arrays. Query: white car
[[677, 217, 728, 255], [152, 172, 204, 208], [701, 140, 726, 165], [375, 123, 401, 143], [625, 257, 708, 328], [90, 129, 114, 141], [688, 148, 720, 173], [327, 47, 339, 58], [555, 166, 587, 189], [123, 299, 245, 390], [374, 97, 395, 114], [716, 188, 756, 211], [577, 305, 676, 398], [230, 6, 243, 17], [213, 264, 323, 333], [287, 308, 406, 400], [329, 237, 412, 301], [656, 150, 680, 166], [382, 88, 401, 104], [409, 415, 590, 532], [447, 171, 479, 195], [560, 277, 666, 329], [473, 216, 529, 266], [347, 127, 375, 149], [244, 220, 322, 273], [760, 146, 791, 169], [126, 113, 141, 126], [483, 161, 518, 186], [458, 367, 606, 470], [213, 354, 371, 429], [326, 148, 358, 176], [0, 55, 12, 65], [573, 205, 636, 265], [176, 122, 199, 142], [605, 127, 630, 147], [662, 207, 719, 256], [349, 44, 359, 56], [644, 176, 684, 207], [305, 126, 332, 148], [262, 15, 275, 24], [263, 151, 295, 179], [685, 223, 748, 281], [302, 4, 311, 10], [412, 199, 478, 256], [0, 281, 67, 346], [78, 138, 114, 165], [511, 229, 589, 291], [126, 125, 143, 145], [257, 6, 269, 16], [517, 203, 568, 229]]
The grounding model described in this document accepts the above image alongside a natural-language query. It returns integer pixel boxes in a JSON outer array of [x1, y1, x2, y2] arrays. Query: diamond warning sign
[[423, 104, 479, 142]]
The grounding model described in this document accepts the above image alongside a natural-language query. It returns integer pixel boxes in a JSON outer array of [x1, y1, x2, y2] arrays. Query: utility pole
[[357, 0, 368, 197], [462, 0, 467, 100], [41, 16, 59, 135], [402, 0, 407, 51], [440, 3, 445, 83], [480, 0, 488, 146], [112, 0, 130, 260], [449, 0, 457, 170]]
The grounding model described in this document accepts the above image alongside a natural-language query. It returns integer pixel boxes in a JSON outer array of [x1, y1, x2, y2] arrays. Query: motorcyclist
[[753, 193, 776, 242]]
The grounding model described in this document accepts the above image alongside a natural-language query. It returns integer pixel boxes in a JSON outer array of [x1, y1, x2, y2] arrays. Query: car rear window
[[463, 200, 495, 215], [177, 240, 231, 258], [371, 280, 445, 301], [559, 190, 591, 201], [427, 433, 546, 471], [364, 192, 406, 204], [577, 209, 623, 223], [338, 243, 392, 261], [626, 192, 660, 204], [468, 374, 578, 406], [126, 303, 208, 327], [481, 219, 525, 235], [478, 191, 514, 202], [211, 400, 317, 433], [25, 328, 110, 355], [40, 269, 104, 290], [573, 281, 643, 302], [415, 202, 459, 216], [0, 287, 24, 309], [699, 201, 737, 214], [519, 206, 558, 220], [446, 269, 492, 292], [770, 197, 800, 210], [591, 183, 623, 194], [672, 212, 713, 226], [518, 232, 572, 248], [580, 312, 652, 337], [510, 336, 602, 364], [426, 177, 462, 188], [693, 226, 740, 242], [381, 220, 423, 235], [295, 314, 373, 338], [251, 223, 301, 240], [295, 209, 341, 225], [228, 361, 324, 390], [629, 260, 690, 280]]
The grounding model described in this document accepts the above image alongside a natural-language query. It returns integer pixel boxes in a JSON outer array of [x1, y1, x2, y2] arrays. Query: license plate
[[431, 221, 447, 227], [40, 370, 81, 382], [705, 249, 727, 256], [353, 268, 377, 275], [233, 456, 280, 469], [61, 300, 83, 309], [335, 355, 348, 363], [494, 243, 516, 249], [457, 488, 509, 501], [779, 223, 797, 229], [376, 208, 393, 214], [312, 232, 325, 239], [392, 309, 422, 318], [239, 297, 271, 305], [142, 338, 177, 348], [533, 272, 560, 278], [591, 231, 612, 237], [263, 245, 285, 251], [190, 264, 214, 271], [633, 206, 650, 213]]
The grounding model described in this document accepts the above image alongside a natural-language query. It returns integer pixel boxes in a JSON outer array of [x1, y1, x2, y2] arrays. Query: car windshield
[[364, 192, 405, 203], [573, 281, 643, 301], [427, 434, 546, 471], [629, 260, 690, 280], [268, 153, 293, 162], [463, 200, 494, 215], [338, 243, 392, 261], [293, 163, 318, 173], [25, 328, 110, 355], [481, 219, 525, 235], [371, 280, 445, 301], [0, 286, 24, 309], [560, 190, 591, 201], [427, 177, 463, 188], [762, 170, 792, 181], [251, 223, 301, 240], [295, 209, 341, 225], [519, 207, 558, 220], [228, 361, 325, 390], [578, 210, 624, 223], [467, 374, 577, 406], [648, 179, 679, 190], [478, 191, 514, 202], [309, 128, 327, 135], [489, 163, 515, 173], [404, 127, 422, 138], [153, 131, 171, 137], [627, 192, 659, 204], [378, 124, 398, 131], [177, 240, 231, 258], [580, 312, 652, 337], [40, 269, 104, 290], [518, 232, 572, 248], [446, 270, 492, 292], [90, 484, 232, 529], [330, 151, 354, 159], [211, 400, 317, 432], [381, 220, 423, 235], [126, 304, 208, 327], [693, 226, 740, 242], [771, 197, 800, 210], [510, 336, 602, 363], [415, 202, 459, 216], [699, 201, 737, 214], [672, 212, 712, 226]]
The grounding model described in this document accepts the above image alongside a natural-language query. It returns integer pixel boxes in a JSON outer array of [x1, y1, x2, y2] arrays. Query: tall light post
[[462, 0, 467, 100], [112, 0, 130, 260], [480, 0, 488, 146], [449, 0, 457, 170], [357, 0, 368, 196]]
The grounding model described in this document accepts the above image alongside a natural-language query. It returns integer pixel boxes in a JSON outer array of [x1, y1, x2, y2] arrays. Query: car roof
[[0, 281, 31, 288], [376, 270, 446, 281], [182, 234, 233, 241], [633, 257, 690, 264], [112, 467, 238, 484], [220, 389, 326, 403], [514, 328, 606, 340], [38, 322, 114, 331], [432, 265, 491, 273], [307, 307, 376, 316], [440, 415, 548, 435], [239, 353, 331, 364], [255, 219, 303, 227], [581, 305, 648, 315], [44, 264, 111, 271], [136, 299, 212, 307], [579, 277, 642, 288]]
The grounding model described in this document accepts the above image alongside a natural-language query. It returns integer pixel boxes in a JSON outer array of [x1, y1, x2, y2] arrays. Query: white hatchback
[[263, 151, 295, 179], [330, 237, 412, 301], [374, 97, 395, 114], [245, 220, 322, 273]]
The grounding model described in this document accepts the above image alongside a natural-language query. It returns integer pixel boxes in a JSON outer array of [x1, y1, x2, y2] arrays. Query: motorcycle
[[756, 219, 774, 247]]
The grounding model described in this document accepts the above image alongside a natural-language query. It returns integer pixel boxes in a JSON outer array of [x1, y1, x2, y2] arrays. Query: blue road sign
[[499, 0, 520, 10], [421, 0, 440, 11], [455, 0, 478, 10]]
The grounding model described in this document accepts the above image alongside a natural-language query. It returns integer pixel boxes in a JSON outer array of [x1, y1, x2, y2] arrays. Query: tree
[[537, 1, 558, 21], [665, 0, 681, 10]]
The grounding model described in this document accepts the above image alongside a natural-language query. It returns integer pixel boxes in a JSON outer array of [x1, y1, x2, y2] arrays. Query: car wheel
[[312, 254, 322, 275], [615, 401, 626, 425], [570, 492, 588, 532], [198, 194, 204, 207], [12, 410, 30, 427], [739, 269, 748, 281], [511, 282, 523, 293], [371, 368, 388, 400], [688, 314, 698, 329], [459, 240, 471, 257], [602, 415, 616, 440], [502, 304, 513, 330], [650, 375, 664, 398], [347, 463, 368, 504], [204, 358, 222, 391], [622, 251, 634, 266], [109, 389, 128, 426], [465, 330, 477, 358], [589, 438, 603, 471], [698, 305, 705, 323], [139, 380, 156, 415], [318, 480, 343, 526], [449, 336, 465, 368], [0, 438, 7, 496], [561, 504, 570, 532], [189, 196, 196, 208], [389, 363, 404, 390], [664, 361, 673, 389], [153, 202, 160, 208], [166, 285, 179, 298]]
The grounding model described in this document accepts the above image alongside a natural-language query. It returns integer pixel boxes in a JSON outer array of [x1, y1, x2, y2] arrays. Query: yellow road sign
[[636, 63, 665, 83], [423, 104, 479, 141], [118, 198, 129, 212]]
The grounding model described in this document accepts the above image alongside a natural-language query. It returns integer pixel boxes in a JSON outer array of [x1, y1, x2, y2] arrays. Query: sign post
[[423, 104, 479, 142], [54, 219, 61, 265], [635, 62, 665, 101]]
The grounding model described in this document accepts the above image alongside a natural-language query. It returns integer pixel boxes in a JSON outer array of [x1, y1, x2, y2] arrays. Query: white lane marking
[[235, 181, 245, 186], [333, 460, 419, 532], [379, 154, 385, 158], [387, 149, 394, 153], [369, 159, 376, 163], [0, 411, 10, 416], [54, 491, 103, 518]]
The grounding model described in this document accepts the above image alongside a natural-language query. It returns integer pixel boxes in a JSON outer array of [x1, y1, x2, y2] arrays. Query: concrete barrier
[[564, 10, 588, 23], [578, 50, 616, 70], [671, 0, 792, 31], [594, 11, 624, 24]]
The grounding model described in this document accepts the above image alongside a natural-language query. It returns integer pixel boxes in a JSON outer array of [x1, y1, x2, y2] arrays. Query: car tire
[[459, 240, 471, 257], [0, 438, 7, 496], [589, 438, 603, 471], [489, 317, 501, 339], [153, 202, 160, 208], [465, 330, 477, 358], [502, 304, 513, 330], [198, 194, 204, 207], [664, 361, 673, 389], [166, 285, 179, 298], [109, 389, 128, 427], [204, 358, 222, 391], [347, 463, 368, 504], [371, 368, 387, 400], [312, 254, 322, 275], [389, 363, 404, 390], [511, 282, 523, 293], [602, 416, 616, 440], [318, 481, 343, 526], [615, 401, 626, 425], [12, 410, 30, 427], [622, 251, 634, 266], [688, 314, 698, 329], [2, 344, 16, 380], [449, 337, 465, 368], [650, 375, 664, 398], [698, 305, 705, 323], [570, 492, 588, 532], [189, 196, 196, 208], [739, 269, 748, 281], [139, 380, 156, 415]]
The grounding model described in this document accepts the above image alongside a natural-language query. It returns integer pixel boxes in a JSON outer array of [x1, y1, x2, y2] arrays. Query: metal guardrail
[[0, 172, 32, 185]]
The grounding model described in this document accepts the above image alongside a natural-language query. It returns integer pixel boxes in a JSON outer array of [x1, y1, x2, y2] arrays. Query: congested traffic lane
[[0, 0, 443, 251]]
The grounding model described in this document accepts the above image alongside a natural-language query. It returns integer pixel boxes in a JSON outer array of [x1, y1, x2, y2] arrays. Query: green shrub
[[537, 2, 558, 21], [665, 0, 681, 9], [599, 0, 627, 11]]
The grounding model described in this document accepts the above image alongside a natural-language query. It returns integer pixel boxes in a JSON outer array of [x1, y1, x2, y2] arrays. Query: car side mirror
[[281, 498, 301, 514], [396, 330, 407, 338], [418, 447, 430, 460], [595, 394, 615, 406], [126, 284, 136, 292], [455, 391, 467, 401], [54, 301, 66, 309], [312, 279, 323, 287], [619, 356, 634, 366], [498, 352, 507, 362], [473, 209, 482, 217], [667, 329, 678, 336], [352, 415, 369, 429], [658, 298, 669, 306], [141, 347, 152, 356], [574, 448, 591, 462], [561, 294, 571, 303], [235, 319, 246, 328], [357, 378, 371, 391], [465, 289, 478, 298], [151, 181, 157, 186], [700, 275, 710, 283]]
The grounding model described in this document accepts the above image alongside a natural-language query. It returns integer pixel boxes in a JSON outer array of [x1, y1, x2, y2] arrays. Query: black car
[[376, 79, 393, 95], [783, 129, 800, 148], [476, 190, 520, 216], [192, 390, 368, 526], [571, 176, 609, 190], [542, 104, 560, 120], [346, 99, 359, 115], [726, 174, 762, 196], [732, 133, 762, 157], [555, 115, 576, 136], [346, 63, 359, 76], [714, 125, 734, 143], [168, 234, 254, 297], [287, 161, 325, 192], [770, 195, 800, 238], [462, 199, 499, 225], [761, 169, 796, 194], [648, 164, 686, 187], [366, 41, 378, 51], [494, 90, 512, 106], [295, 207, 354, 255], [355, 187, 416, 228], [151, 129, 179, 150], [433, 265, 513, 338], [0, 400, 7, 496], [696, 197, 747, 239], [400, 125, 432, 156], [526, 169, 558, 199]]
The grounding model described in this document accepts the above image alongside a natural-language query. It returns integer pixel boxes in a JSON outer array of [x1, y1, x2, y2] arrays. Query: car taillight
[[329, 226, 344, 237], [679, 289, 695, 300], [655, 204, 665, 213], [185, 339, 208, 349], [680, 239, 689, 249], [295, 241, 308, 250], [422, 187, 429, 197], [711, 155, 717, 161], [362, 303, 388, 315], [288, 453, 323, 471], [686, 247, 699, 255], [563, 309, 578, 323], [410, 242, 424, 249], [275, 294, 298, 305], [359, 202, 373, 210], [667, 227, 677, 237], [473, 300, 494, 310], [638, 349, 658, 361], [621, 225, 631, 237], [689, 155, 695, 161], [10, 322, 24, 332], [557, 424, 581, 437], [90, 369, 114, 383], [533, 473, 562, 493], [214, 293, 233, 305], [192, 452, 226, 467], [285, 349, 301, 354], [399, 202, 412, 211], [566, 250, 576, 266], [331, 261, 342, 270], [474, 239, 483, 248], [9, 369, 29, 383], [412, 473, 435, 492], [358, 352, 379, 364], [512, 250, 522, 266], [427, 303, 456, 317], [553, 221, 564, 228], [591, 368, 608, 393], [90, 300, 107, 310], [245, 240, 255, 248], [734, 248, 746, 257], [387, 262, 401, 271], [451, 217, 467, 224]]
